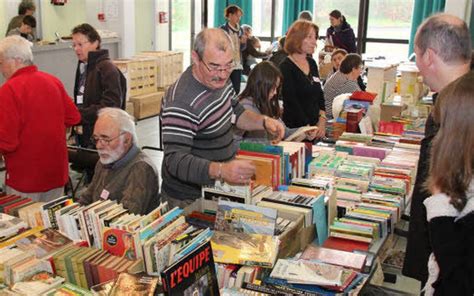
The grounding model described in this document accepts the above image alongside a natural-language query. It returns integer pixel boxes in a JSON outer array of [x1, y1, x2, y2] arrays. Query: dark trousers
[[230, 69, 242, 94]]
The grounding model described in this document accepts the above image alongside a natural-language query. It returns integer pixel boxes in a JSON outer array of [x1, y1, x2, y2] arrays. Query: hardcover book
[[214, 200, 277, 235], [161, 240, 219, 296]]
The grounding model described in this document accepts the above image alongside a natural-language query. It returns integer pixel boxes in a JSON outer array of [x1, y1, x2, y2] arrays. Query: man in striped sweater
[[161, 28, 285, 208]]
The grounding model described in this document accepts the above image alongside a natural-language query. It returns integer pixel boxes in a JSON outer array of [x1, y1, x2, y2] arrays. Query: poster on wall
[[105, 0, 119, 21]]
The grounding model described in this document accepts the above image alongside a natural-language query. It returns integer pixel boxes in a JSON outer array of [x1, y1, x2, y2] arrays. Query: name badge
[[100, 189, 110, 200], [76, 95, 83, 104]]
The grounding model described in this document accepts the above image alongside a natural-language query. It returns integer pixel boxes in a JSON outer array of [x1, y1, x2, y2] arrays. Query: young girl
[[423, 72, 474, 295], [233, 61, 318, 148]]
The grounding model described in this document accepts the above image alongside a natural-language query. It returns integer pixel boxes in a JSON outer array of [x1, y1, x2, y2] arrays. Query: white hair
[[97, 107, 138, 145], [0, 36, 33, 65]]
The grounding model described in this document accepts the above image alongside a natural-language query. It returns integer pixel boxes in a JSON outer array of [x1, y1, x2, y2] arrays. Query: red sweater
[[0, 66, 81, 192]]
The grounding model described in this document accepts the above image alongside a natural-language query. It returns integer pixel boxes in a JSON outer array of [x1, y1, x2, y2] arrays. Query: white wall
[[85, 0, 135, 58], [445, 0, 472, 23], [154, 0, 169, 51]]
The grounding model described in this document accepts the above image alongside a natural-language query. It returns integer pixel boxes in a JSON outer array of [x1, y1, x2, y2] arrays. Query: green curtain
[[213, 0, 252, 28], [282, 0, 313, 35], [408, 0, 445, 55]]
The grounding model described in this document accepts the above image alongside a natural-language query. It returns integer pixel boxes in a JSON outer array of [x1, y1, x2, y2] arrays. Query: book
[[45, 282, 93, 295], [211, 231, 278, 268], [11, 271, 64, 296], [161, 240, 219, 296], [109, 273, 159, 296], [0, 213, 28, 240], [15, 228, 72, 259], [214, 200, 277, 235], [299, 245, 366, 271], [285, 126, 319, 142], [270, 259, 343, 286]]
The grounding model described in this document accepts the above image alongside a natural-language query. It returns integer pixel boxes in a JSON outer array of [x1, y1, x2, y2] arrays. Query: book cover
[[299, 245, 366, 271], [102, 228, 137, 260], [161, 240, 219, 296], [270, 259, 343, 286], [211, 231, 278, 268], [15, 228, 72, 259], [214, 200, 277, 235], [45, 282, 93, 296], [109, 272, 159, 296]]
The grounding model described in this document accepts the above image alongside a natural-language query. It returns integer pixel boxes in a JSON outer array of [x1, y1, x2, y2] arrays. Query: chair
[[66, 145, 99, 198]]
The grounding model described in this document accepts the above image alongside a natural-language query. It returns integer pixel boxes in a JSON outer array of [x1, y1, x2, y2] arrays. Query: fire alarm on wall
[[98, 13, 105, 22], [51, 0, 67, 5], [158, 12, 168, 24]]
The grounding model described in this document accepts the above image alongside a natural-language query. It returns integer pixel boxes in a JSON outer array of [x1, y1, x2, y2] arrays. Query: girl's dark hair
[[329, 10, 346, 23], [427, 71, 474, 211], [18, 1, 35, 15], [339, 53, 362, 74], [72, 23, 101, 49], [239, 61, 282, 118], [225, 5, 243, 17]]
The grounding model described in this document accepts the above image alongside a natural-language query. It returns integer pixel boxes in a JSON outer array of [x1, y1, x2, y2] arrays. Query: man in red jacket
[[0, 36, 81, 202]]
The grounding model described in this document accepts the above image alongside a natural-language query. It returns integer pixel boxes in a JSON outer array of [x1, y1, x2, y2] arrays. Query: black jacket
[[402, 94, 439, 284], [279, 57, 325, 128], [73, 49, 126, 146], [326, 22, 357, 53]]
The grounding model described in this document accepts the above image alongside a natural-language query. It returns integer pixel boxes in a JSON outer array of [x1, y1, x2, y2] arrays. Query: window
[[367, 0, 414, 40], [313, 0, 360, 39]]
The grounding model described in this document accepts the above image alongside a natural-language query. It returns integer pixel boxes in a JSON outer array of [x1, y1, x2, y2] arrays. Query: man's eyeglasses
[[200, 59, 236, 73], [71, 41, 90, 49], [90, 132, 124, 146]]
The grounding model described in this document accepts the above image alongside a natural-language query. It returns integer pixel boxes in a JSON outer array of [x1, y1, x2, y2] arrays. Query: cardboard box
[[129, 91, 164, 120], [113, 58, 158, 100], [183, 198, 315, 259], [125, 101, 134, 118], [380, 103, 407, 122], [137, 51, 184, 88]]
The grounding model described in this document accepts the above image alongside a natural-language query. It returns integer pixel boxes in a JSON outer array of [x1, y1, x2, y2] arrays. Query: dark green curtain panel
[[408, 0, 445, 55], [213, 0, 253, 28], [282, 0, 313, 35]]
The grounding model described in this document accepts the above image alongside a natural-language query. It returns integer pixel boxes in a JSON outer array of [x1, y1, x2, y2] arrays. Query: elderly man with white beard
[[78, 107, 160, 214]]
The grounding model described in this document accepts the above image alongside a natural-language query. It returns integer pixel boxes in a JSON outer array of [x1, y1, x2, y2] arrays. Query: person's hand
[[222, 160, 256, 184], [305, 127, 319, 141], [316, 120, 326, 139], [264, 117, 285, 144]]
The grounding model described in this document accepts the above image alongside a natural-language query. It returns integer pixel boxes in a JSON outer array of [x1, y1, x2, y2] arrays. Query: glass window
[[172, 0, 191, 69], [364, 42, 410, 61], [313, 0, 360, 39], [251, 0, 272, 37], [367, 0, 414, 39]]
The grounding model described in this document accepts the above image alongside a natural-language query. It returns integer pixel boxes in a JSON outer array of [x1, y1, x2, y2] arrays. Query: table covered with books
[[0, 126, 422, 295]]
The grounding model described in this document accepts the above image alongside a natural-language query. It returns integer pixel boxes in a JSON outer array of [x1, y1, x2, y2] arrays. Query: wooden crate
[[113, 58, 158, 100], [129, 91, 164, 120], [137, 51, 184, 88]]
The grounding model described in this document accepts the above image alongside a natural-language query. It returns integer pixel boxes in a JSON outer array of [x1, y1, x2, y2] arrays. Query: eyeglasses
[[200, 59, 236, 73], [90, 132, 124, 146], [71, 41, 90, 49]]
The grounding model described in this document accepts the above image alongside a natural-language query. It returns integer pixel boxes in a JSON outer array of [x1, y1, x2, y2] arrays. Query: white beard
[[98, 141, 126, 165]]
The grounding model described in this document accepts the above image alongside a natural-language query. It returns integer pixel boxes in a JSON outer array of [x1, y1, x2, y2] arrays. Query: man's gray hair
[[241, 24, 252, 35], [98, 107, 138, 145], [0, 36, 33, 65], [415, 13, 471, 64], [193, 28, 233, 59]]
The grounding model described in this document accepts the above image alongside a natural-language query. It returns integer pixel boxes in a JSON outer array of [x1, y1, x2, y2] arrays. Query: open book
[[284, 126, 319, 142]]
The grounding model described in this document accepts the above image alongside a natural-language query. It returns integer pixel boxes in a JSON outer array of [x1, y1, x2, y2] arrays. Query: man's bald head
[[415, 13, 471, 65], [193, 28, 233, 59]]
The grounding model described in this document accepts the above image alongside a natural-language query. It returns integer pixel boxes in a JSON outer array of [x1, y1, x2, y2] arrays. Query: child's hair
[[427, 71, 474, 210], [239, 61, 283, 118]]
